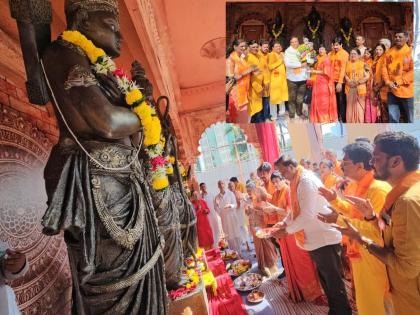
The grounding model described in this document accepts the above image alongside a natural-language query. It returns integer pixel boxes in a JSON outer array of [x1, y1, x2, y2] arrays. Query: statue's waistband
[[58, 138, 142, 171]]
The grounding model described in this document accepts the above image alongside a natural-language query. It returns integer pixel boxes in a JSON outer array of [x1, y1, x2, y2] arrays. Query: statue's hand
[[96, 71, 125, 106], [131, 61, 153, 101]]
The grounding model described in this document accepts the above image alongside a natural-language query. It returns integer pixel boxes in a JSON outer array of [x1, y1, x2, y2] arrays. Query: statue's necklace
[[307, 20, 320, 39], [340, 27, 353, 45]]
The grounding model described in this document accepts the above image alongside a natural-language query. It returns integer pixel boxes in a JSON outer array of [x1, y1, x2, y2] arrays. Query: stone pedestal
[[168, 282, 209, 315]]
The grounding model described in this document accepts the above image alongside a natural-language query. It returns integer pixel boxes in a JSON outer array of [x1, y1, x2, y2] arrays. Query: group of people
[[226, 32, 414, 124], [192, 130, 420, 315]]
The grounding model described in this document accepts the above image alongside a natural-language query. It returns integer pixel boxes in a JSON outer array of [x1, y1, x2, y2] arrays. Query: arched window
[[195, 123, 260, 193]]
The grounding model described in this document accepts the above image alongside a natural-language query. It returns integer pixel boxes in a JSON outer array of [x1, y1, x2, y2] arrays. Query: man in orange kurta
[[382, 31, 414, 123], [319, 142, 391, 315], [256, 40, 271, 122], [329, 37, 349, 122], [336, 131, 420, 315]]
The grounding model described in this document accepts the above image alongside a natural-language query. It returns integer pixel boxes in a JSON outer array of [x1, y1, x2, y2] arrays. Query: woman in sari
[[345, 48, 370, 123], [266, 172, 323, 303], [226, 39, 256, 123], [244, 181, 279, 277], [319, 159, 340, 189], [363, 48, 378, 123], [309, 46, 338, 123], [372, 44, 388, 122], [191, 191, 214, 250], [268, 41, 288, 119]]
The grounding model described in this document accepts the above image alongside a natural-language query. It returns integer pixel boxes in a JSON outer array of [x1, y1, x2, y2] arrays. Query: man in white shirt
[[214, 180, 242, 254], [273, 155, 351, 315], [284, 37, 307, 119], [355, 35, 367, 57], [0, 242, 29, 315], [200, 182, 222, 248]]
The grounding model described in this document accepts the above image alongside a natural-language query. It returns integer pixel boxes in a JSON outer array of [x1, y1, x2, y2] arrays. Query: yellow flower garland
[[61, 30, 169, 190], [340, 27, 352, 44], [271, 23, 284, 39], [307, 20, 320, 39]]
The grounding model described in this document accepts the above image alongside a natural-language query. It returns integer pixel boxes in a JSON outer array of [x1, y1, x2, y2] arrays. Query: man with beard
[[318, 142, 391, 315], [382, 31, 414, 123], [337, 131, 420, 314]]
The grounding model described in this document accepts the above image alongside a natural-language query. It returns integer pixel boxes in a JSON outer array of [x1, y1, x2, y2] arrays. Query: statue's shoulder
[[42, 39, 90, 69]]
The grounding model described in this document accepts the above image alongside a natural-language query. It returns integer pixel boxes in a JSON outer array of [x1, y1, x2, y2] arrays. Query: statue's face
[[80, 11, 122, 57]]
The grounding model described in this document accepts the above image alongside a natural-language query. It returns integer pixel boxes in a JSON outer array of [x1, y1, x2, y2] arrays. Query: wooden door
[[362, 22, 386, 48], [241, 25, 265, 42]]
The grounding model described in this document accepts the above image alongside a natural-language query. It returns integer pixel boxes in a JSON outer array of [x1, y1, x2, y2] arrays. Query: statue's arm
[[43, 48, 141, 139]]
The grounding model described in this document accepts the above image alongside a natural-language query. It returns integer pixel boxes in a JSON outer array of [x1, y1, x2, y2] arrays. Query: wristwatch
[[361, 237, 373, 251]]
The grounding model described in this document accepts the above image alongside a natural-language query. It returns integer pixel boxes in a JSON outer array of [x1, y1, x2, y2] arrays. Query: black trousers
[[335, 82, 346, 123], [309, 244, 352, 315]]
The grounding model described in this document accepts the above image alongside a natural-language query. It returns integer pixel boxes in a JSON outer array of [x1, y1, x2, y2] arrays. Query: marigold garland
[[340, 27, 353, 45], [61, 30, 169, 190], [307, 20, 320, 39], [271, 23, 284, 39]]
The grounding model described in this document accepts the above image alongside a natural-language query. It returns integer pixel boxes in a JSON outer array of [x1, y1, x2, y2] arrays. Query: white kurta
[[202, 192, 222, 247], [214, 190, 243, 253]]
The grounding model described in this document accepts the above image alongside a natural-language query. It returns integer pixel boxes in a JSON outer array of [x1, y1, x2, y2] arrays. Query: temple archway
[[194, 122, 261, 195]]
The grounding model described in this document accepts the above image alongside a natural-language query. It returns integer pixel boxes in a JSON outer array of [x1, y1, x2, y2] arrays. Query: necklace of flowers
[[340, 27, 353, 45], [271, 23, 284, 38], [60, 30, 169, 190], [307, 20, 320, 39]]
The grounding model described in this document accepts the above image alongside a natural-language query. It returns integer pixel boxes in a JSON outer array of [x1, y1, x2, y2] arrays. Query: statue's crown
[[65, 0, 118, 17]]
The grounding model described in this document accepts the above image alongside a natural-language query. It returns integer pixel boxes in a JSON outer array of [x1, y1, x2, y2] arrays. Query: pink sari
[[364, 59, 378, 123], [310, 55, 338, 123]]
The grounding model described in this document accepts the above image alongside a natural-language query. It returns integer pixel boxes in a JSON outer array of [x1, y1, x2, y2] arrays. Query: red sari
[[310, 55, 338, 123], [191, 199, 214, 248], [272, 186, 323, 303]]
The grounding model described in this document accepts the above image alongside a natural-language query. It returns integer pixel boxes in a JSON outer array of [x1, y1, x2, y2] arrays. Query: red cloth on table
[[208, 273, 247, 315]]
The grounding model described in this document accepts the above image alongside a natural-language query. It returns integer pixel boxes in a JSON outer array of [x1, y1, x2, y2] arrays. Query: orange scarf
[[290, 166, 305, 246], [321, 173, 337, 189], [346, 171, 375, 259], [265, 186, 289, 225], [379, 170, 420, 229]]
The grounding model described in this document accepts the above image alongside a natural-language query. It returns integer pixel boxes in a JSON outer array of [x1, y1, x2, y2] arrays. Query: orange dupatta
[[265, 186, 290, 225], [346, 171, 375, 259], [290, 166, 305, 246], [230, 51, 250, 109], [321, 173, 337, 189], [379, 170, 420, 229]]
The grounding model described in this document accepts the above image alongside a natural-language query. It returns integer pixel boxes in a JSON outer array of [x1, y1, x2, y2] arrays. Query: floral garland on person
[[271, 23, 285, 39], [307, 20, 320, 40], [340, 27, 353, 45], [60, 30, 169, 190]]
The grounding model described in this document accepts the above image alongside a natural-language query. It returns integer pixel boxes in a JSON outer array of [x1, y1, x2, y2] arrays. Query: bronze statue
[[337, 17, 356, 53], [39, 0, 167, 314], [304, 6, 324, 50], [157, 103, 198, 261], [143, 98, 185, 290], [267, 11, 287, 49]]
